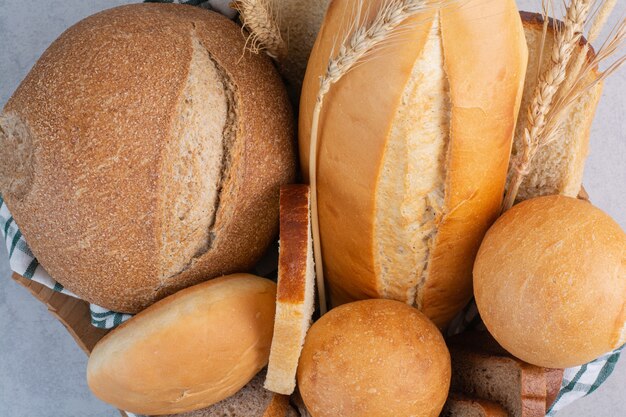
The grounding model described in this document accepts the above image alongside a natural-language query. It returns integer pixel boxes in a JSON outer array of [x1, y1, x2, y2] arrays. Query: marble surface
[[0, 0, 624, 416]]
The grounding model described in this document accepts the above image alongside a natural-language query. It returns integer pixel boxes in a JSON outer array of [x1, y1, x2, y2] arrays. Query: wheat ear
[[309, 0, 455, 314], [562, 0, 617, 94], [232, 0, 286, 59], [502, 0, 593, 212]]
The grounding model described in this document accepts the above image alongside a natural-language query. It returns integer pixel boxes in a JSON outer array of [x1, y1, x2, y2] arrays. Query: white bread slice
[[511, 12, 603, 200], [448, 332, 564, 417], [442, 394, 507, 417], [162, 369, 299, 417], [265, 185, 315, 395]]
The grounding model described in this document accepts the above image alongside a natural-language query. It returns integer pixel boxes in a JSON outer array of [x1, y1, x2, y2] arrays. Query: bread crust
[[448, 331, 564, 413], [298, 0, 527, 327], [0, 4, 295, 312], [474, 196, 626, 368], [87, 274, 277, 415], [265, 184, 315, 395], [276, 185, 311, 304], [297, 299, 451, 417]]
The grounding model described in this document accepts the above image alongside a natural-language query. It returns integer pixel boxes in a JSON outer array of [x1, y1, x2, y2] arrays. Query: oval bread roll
[[474, 196, 626, 368], [87, 274, 277, 415], [298, 0, 528, 327], [0, 4, 295, 313]]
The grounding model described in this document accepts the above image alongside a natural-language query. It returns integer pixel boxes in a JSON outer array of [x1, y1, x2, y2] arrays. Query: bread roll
[[87, 274, 277, 415], [265, 185, 315, 395], [474, 196, 626, 368], [298, 0, 528, 327], [297, 299, 451, 417], [511, 12, 603, 200], [0, 4, 295, 313]]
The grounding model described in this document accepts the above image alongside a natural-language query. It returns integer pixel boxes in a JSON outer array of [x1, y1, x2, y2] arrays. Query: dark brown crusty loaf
[[0, 4, 295, 312], [161, 369, 299, 417], [448, 332, 564, 417]]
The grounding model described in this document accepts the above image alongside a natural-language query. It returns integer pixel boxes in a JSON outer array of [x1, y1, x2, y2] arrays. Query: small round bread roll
[[87, 274, 277, 415], [297, 299, 451, 417], [474, 196, 626, 368]]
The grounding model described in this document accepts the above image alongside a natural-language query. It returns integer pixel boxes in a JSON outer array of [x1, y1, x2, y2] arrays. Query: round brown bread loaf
[[298, 0, 528, 327], [474, 196, 626, 368], [0, 4, 295, 312], [87, 274, 277, 415], [297, 299, 451, 417]]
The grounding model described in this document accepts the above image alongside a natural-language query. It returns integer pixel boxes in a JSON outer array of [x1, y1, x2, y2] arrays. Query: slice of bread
[[161, 369, 299, 417], [448, 332, 564, 417], [265, 185, 315, 395], [442, 394, 508, 417], [511, 12, 603, 200]]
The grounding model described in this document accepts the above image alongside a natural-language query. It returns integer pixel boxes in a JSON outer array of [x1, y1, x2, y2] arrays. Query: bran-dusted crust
[[298, 0, 528, 327], [0, 4, 295, 313]]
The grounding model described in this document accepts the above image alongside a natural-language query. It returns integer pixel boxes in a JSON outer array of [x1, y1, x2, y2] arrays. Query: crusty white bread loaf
[[474, 196, 626, 368], [442, 394, 507, 417], [87, 274, 277, 415], [161, 369, 299, 417], [298, 299, 451, 417], [298, 0, 528, 327], [511, 12, 603, 200], [0, 4, 295, 313], [265, 185, 315, 395], [447, 331, 564, 417]]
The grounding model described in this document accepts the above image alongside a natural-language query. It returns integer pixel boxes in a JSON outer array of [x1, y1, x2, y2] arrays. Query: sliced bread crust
[[448, 331, 564, 417], [265, 185, 315, 395]]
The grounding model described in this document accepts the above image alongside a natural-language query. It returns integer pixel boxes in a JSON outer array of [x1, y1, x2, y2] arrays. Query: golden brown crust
[[298, 0, 527, 327], [297, 299, 451, 417], [421, 0, 528, 327], [262, 393, 291, 417], [87, 274, 277, 415], [474, 196, 626, 368], [277, 185, 310, 304], [545, 368, 564, 409], [0, 4, 295, 312]]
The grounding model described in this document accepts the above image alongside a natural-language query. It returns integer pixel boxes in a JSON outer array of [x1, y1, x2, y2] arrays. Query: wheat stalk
[[232, 0, 286, 59], [543, 17, 625, 143], [308, 0, 456, 314], [502, 0, 593, 211], [561, 0, 617, 94]]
